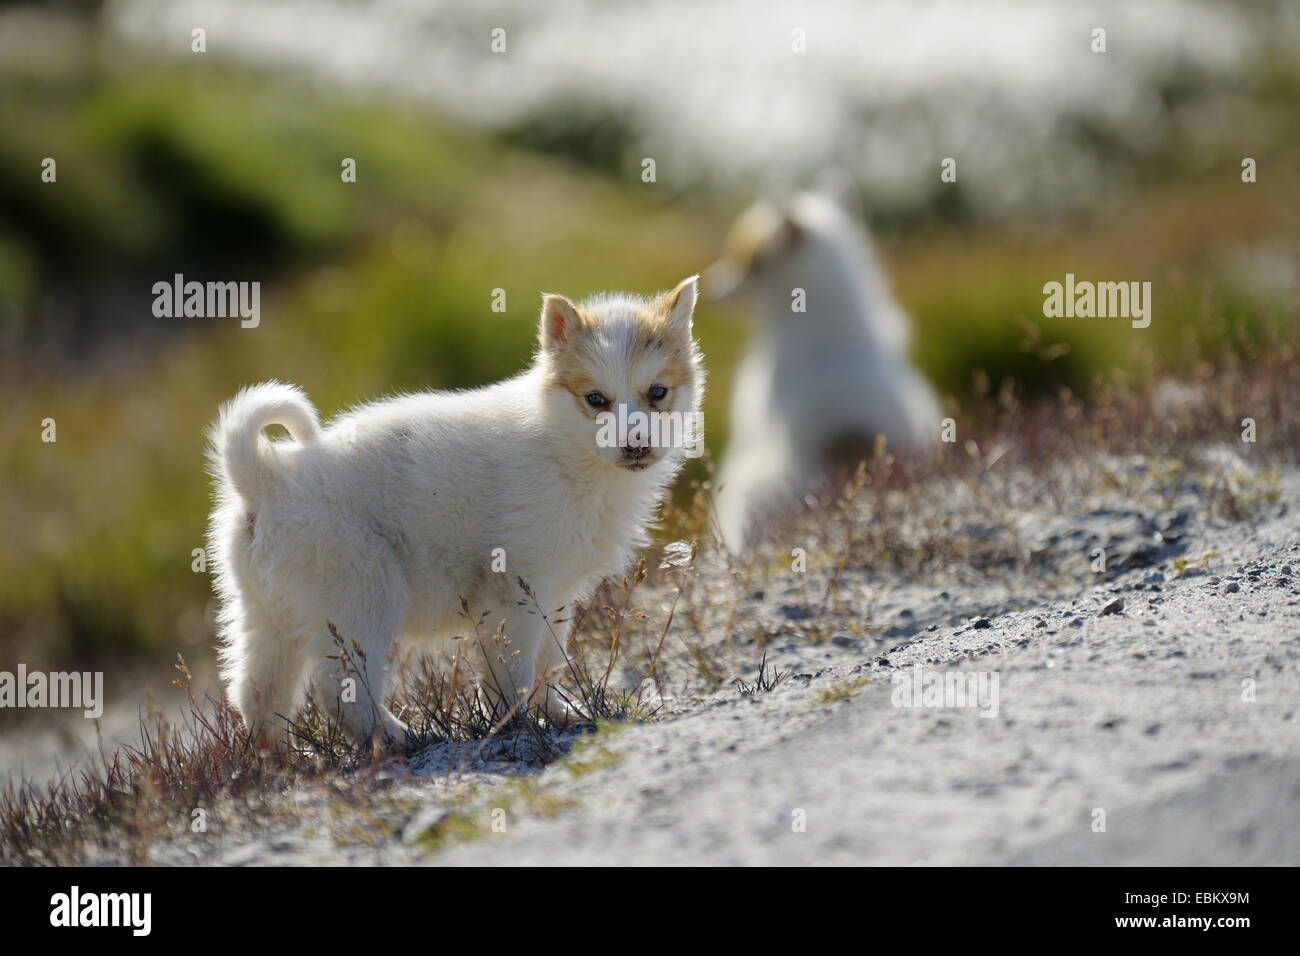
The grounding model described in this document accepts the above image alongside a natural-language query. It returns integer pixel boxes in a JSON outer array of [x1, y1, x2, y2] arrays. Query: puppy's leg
[[475, 604, 544, 721], [221, 604, 307, 750], [716, 443, 801, 553], [311, 603, 410, 749], [531, 622, 578, 725], [714, 456, 765, 553]]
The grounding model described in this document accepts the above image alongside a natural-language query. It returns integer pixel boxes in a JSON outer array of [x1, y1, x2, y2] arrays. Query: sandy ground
[[7, 459, 1298, 866], [431, 559, 1300, 866]]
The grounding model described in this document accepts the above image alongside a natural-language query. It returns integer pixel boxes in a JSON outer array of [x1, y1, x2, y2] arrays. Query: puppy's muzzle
[[620, 443, 654, 469]]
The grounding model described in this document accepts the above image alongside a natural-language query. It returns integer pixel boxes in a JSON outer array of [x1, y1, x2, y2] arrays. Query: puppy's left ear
[[540, 292, 582, 353], [660, 274, 699, 337]]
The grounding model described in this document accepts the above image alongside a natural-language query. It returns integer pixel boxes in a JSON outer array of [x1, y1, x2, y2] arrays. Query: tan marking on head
[[551, 369, 607, 417], [647, 347, 698, 395], [717, 201, 801, 278]]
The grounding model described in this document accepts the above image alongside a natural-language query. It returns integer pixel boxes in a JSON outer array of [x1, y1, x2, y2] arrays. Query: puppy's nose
[[623, 424, 652, 455]]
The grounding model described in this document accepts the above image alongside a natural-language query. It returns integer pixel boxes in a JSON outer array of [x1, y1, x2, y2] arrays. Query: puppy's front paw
[[378, 712, 414, 751], [534, 688, 583, 728]]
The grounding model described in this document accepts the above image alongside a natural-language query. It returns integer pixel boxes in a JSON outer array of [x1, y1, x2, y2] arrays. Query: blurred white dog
[[207, 277, 704, 747], [707, 191, 940, 551]]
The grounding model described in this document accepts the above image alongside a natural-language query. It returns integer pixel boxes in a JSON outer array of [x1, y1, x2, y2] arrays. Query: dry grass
[[733, 651, 789, 697], [1, 657, 284, 865]]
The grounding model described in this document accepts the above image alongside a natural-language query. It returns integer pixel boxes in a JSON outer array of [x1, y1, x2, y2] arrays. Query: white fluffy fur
[[708, 191, 940, 551], [207, 278, 703, 745]]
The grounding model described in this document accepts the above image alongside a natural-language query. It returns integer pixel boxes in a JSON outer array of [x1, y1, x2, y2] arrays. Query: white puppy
[[707, 191, 940, 552], [206, 277, 704, 746]]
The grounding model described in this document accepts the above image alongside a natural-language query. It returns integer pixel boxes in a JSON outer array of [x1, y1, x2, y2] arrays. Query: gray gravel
[[433, 556, 1300, 865]]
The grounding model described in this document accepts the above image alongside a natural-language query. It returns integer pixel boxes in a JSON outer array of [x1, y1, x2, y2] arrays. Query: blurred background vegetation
[[1, 1, 1297, 683]]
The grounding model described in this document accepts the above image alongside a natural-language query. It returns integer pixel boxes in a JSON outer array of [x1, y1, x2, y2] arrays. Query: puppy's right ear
[[776, 201, 805, 249], [540, 293, 582, 353]]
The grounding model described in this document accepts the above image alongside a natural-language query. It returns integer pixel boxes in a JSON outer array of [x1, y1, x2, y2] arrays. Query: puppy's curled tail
[[211, 381, 320, 502]]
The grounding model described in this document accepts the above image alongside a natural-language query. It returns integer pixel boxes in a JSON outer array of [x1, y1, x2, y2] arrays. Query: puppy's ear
[[659, 275, 699, 337], [777, 202, 805, 249], [540, 293, 582, 352], [703, 259, 743, 302]]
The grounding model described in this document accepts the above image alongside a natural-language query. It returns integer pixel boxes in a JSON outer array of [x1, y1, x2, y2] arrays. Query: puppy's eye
[[585, 391, 608, 408], [648, 385, 668, 402]]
